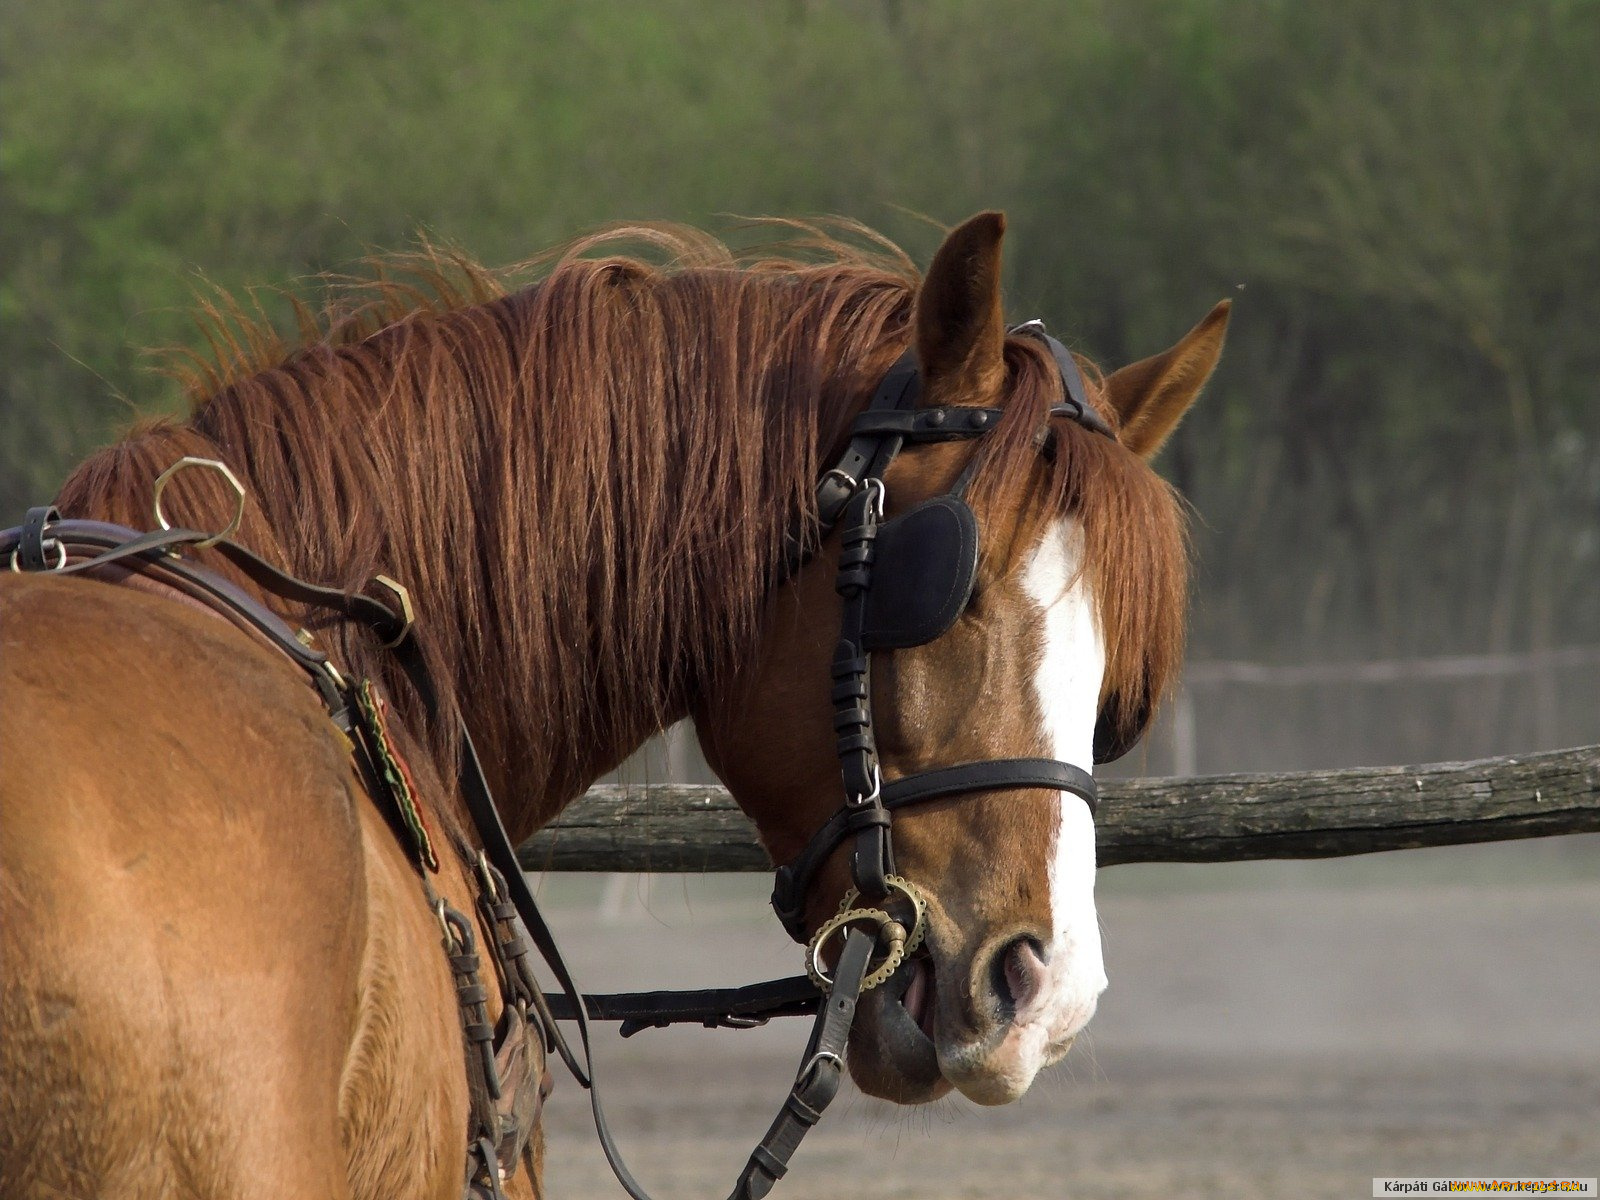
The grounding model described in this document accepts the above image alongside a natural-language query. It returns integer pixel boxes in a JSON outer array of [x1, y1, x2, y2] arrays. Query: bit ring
[[807, 906, 907, 994]]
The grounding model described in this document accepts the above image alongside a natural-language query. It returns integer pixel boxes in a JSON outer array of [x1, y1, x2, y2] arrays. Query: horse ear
[[915, 211, 1008, 398], [1103, 300, 1231, 459]]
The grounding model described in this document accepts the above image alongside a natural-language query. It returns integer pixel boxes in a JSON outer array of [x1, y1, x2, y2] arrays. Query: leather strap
[[446, 716, 876, 1200], [1012, 321, 1115, 439], [848, 406, 1003, 441], [540, 974, 821, 1037], [728, 930, 873, 1200], [778, 350, 918, 579], [882, 758, 1097, 810], [830, 487, 893, 899], [1, 520, 362, 719], [16, 506, 62, 570], [1, 519, 407, 672], [816, 354, 918, 531]]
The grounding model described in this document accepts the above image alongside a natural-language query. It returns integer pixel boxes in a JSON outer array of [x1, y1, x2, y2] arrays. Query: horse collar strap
[[772, 323, 1109, 943]]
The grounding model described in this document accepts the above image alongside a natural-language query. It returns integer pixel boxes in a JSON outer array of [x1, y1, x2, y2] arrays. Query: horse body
[[0, 574, 499, 1199]]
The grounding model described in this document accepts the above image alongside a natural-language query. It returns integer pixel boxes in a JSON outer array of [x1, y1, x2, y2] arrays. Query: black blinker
[[860, 495, 979, 650]]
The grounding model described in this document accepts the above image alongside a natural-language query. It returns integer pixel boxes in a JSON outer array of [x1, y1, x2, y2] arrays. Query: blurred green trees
[[5, 0, 1598, 668]]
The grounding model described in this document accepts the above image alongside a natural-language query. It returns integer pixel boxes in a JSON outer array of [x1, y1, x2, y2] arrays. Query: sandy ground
[[535, 839, 1599, 1199]]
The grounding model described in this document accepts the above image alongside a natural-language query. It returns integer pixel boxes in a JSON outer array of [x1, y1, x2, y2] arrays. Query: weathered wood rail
[[519, 743, 1600, 872]]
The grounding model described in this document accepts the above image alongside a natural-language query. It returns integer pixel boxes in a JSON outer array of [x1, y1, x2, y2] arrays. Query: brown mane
[[55, 221, 1183, 835]]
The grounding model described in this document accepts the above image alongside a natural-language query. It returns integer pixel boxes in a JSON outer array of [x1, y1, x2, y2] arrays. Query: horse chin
[[845, 958, 950, 1104]]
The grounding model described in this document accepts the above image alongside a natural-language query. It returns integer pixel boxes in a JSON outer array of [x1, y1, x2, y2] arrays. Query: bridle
[[769, 320, 1114, 951], [0, 320, 1131, 1200]]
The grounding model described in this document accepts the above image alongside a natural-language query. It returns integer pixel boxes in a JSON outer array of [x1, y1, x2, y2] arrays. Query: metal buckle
[[151, 456, 247, 550], [861, 477, 886, 521], [796, 1049, 842, 1088], [821, 467, 858, 494], [435, 898, 480, 955], [716, 1013, 769, 1030], [844, 762, 882, 808], [475, 850, 498, 899]]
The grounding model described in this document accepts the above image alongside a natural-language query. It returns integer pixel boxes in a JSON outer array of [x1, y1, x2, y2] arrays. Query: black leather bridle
[[769, 321, 1113, 942]]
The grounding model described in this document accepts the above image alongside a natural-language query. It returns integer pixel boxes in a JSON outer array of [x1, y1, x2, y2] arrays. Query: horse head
[[698, 212, 1229, 1105]]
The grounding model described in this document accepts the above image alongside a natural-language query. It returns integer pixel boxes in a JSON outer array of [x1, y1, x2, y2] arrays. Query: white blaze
[[1019, 516, 1108, 1052]]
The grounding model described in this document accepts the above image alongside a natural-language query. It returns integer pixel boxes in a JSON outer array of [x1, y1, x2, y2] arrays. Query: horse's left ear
[[1103, 299, 1232, 459], [915, 211, 1008, 396]]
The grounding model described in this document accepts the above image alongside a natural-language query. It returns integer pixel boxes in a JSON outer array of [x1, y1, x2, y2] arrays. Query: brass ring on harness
[[369, 573, 416, 649], [152, 456, 247, 550], [8, 541, 67, 573], [807, 876, 927, 993]]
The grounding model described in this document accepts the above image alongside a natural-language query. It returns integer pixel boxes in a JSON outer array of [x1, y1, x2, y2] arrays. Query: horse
[[0, 211, 1228, 1198]]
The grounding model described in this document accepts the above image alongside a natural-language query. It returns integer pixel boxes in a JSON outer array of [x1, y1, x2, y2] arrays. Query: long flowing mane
[[55, 222, 1183, 836]]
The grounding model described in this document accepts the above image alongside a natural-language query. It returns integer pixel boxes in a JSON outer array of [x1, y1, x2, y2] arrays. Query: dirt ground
[[535, 838, 1599, 1199]]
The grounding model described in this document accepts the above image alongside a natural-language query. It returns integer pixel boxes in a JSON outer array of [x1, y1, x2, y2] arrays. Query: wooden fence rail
[[519, 743, 1600, 873]]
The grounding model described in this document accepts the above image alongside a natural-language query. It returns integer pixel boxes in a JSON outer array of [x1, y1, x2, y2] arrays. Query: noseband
[[770, 322, 1113, 944]]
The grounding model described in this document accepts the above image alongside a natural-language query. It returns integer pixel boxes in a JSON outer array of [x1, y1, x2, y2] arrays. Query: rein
[[2, 319, 1114, 1200]]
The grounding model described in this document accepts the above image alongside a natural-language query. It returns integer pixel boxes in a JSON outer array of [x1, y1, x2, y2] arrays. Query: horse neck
[[477, 288, 898, 835], [54, 273, 905, 842]]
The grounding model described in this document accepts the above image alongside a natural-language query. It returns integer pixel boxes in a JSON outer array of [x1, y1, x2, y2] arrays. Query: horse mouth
[[899, 954, 938, 1041], [846, 952, 948, 1103]]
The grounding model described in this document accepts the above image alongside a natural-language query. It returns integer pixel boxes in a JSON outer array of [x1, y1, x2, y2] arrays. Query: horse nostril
[[987, 934, 1047, 1018]]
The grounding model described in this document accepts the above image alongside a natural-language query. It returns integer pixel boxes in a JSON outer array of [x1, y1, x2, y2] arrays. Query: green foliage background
[[5, 1, 1598, 738]]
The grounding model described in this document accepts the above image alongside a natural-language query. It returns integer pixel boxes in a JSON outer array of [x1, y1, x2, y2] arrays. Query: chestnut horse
[[0, 212, 1228, 1198]]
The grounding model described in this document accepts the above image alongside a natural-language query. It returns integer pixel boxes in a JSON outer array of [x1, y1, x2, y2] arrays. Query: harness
[[2, 320, 1126, 1200], [3, 507, 547, 1197]]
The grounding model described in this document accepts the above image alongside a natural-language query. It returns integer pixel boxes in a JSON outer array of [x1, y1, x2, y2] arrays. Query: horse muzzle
[[847, 918, 1105, 1106]]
